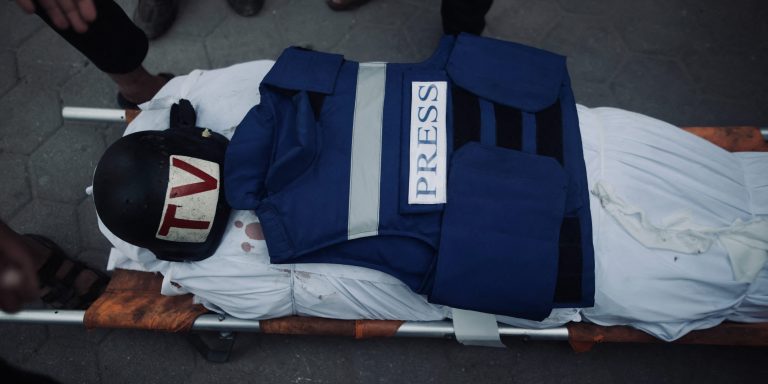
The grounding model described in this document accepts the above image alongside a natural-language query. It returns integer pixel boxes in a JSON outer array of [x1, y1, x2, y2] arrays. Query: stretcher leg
[[186, 331, 236, 363]]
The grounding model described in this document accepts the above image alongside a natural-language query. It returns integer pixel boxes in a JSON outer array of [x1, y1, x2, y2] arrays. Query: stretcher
[[1, 107, 767, 362]]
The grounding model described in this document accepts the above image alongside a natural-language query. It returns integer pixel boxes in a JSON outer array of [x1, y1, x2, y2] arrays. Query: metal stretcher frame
[[3, 309, 768, 351], [0, 309, 567, 339], [59, 107, 768, 140], [2, 107, 766, 359]]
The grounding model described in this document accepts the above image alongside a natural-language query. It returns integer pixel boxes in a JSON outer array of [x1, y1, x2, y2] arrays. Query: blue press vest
[[224, 34, 594, 320]]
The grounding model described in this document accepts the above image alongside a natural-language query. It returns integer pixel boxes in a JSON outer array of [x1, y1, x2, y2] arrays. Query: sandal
[[27, 234, 110, 310], [325, 0, 372, 11], [227, 0, 265, 16], [133, 0, 180, 40], [116, 72, 175, 110]]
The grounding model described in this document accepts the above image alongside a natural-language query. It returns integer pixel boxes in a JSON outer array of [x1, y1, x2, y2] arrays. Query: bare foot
[[108, 66, 171, 105]]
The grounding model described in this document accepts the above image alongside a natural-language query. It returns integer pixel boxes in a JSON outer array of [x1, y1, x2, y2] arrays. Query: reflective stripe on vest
[[348, 63, 387, 240]]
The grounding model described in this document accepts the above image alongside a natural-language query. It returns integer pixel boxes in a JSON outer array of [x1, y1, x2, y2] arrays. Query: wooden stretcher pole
[[567, 322, 768, 352], [0, 310, 568, 341], [680, 125, 768, 151], [257, 317, 407, 338], [4, 310, 768, 350]]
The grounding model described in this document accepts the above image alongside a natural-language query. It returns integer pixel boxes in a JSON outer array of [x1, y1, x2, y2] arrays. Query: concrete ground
[[1, 0, 767, 382]]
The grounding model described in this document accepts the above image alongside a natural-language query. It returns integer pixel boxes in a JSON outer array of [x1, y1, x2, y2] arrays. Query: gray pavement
[[1, 0, 767, 382]]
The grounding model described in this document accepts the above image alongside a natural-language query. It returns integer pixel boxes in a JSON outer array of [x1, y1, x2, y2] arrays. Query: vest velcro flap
[[263, 47, 344, 94], [430, 143, 566, 320], [447, 33, 565, 113]]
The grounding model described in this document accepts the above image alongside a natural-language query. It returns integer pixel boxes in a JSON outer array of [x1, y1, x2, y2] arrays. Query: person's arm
[[15, 0, 97, 33]]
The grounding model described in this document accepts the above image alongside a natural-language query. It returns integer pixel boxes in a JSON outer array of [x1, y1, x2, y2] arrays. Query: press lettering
[[409, 81, 447, 205], [417, 125, 437, 145], [417, 153, 437, 173], [416, 178, 436, 196], [417, 106, 438, 123], [418, 84, 439, 102]]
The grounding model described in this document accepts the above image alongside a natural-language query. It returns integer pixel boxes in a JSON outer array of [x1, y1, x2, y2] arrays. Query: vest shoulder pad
[[263, 47, 344, 94], [447, 33, 566, 112]]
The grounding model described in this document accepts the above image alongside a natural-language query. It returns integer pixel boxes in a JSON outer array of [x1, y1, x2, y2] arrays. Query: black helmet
[[93, 99, 231, 262]]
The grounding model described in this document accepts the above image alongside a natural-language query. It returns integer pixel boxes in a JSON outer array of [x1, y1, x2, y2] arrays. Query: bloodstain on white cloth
[[237, 221, 262, 252], [245, 222, 264, 240]]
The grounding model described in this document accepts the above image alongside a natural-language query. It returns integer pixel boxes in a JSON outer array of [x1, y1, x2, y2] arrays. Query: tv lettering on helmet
[[156, 155, 220, 243]]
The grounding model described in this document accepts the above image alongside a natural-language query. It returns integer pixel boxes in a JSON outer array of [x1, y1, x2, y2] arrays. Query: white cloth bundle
[[97, 60, 768, 341]]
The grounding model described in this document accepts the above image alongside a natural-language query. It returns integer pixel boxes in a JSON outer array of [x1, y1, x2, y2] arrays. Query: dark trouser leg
[[34, 0, 148, 74], [441, 0, 494, 35]]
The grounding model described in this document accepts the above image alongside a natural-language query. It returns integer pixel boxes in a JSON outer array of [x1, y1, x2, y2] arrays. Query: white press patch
[[408, 81, 447, 205], [156, 155, 220, 243]]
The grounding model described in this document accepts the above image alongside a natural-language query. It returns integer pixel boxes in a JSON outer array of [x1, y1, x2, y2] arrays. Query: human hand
[[0, 233, 39, 313], [15, 0, 97, 33]]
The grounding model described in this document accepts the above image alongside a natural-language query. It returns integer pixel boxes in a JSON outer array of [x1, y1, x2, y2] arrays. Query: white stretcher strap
[[451, 308, 505, 348]]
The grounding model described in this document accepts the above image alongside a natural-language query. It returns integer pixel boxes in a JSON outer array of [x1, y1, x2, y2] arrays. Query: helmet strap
[[170, 99, 197, 131]]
